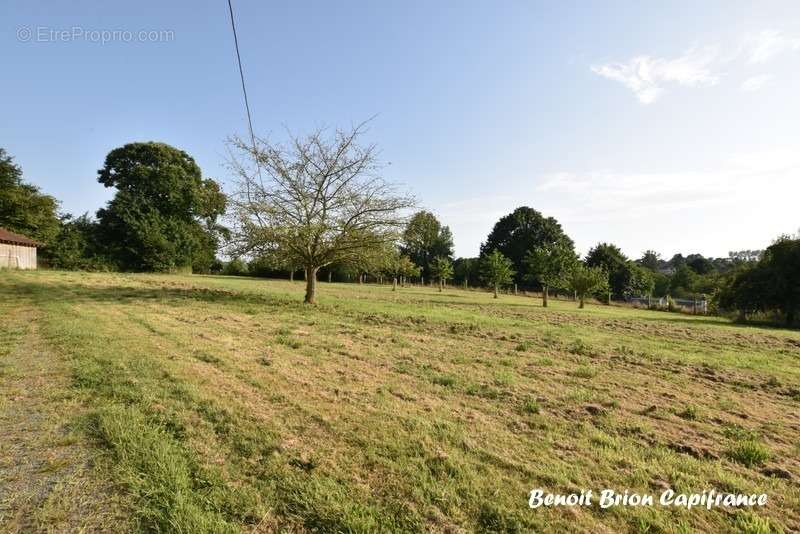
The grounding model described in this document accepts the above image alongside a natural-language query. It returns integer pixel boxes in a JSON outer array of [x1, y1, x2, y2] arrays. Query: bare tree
[[227, 122, 415, 304]]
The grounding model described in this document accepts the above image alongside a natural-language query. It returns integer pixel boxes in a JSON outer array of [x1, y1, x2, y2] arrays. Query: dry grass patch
[[1, 271, 799, 532]]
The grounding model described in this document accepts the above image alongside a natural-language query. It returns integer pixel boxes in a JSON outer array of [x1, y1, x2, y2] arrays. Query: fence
[[626, 296, 708, 314]]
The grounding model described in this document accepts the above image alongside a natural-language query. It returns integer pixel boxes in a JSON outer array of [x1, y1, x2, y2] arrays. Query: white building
[[0, 228, 39, 269]]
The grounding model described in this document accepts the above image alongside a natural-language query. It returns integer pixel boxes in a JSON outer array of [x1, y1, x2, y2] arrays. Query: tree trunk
[[494, 284, 499, 298], [579, 295, 585, 309], [393, 277, 397, 291], [289, 270, 294, 282], [304, 267, 318, 304], [542, 285, 549, 308], [439, 279, 443, 292], [328, 271, 332, 283], [359, 274, 363, 284], [514, 283, 517, 295]]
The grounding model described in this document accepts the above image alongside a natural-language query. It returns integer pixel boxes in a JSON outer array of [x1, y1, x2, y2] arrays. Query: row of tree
[[1, 128, 796, 325]]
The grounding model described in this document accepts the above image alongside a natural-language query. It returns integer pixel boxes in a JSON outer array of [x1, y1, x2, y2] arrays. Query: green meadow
[[1, 271, 798, 533]]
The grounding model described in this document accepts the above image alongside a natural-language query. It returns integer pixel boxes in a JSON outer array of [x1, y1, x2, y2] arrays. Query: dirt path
[[0, 307, 130, 533]]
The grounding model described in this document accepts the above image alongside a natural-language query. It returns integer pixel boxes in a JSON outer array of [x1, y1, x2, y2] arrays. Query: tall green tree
[[429, 256, 454, 292], [400, 211, 454, 280], [668, 265, 698, 297], [567, 264, 609, 309], [480, 249, 515, 298], [719, 236, 800, 326], [95, 142, 226, 272], [686, 254, 714, 275], [669, 254, 686, 269], [585, 242, 644, 299], [524, 241, 577, 307], [480, 206, 573, 285], [0, 148, 60, 246], [453, 257, 479, 287], [761, 236, 800, 326], [628, 262, 656, 297], [47, 214, 107, 270], [638, 250, 662, 271]]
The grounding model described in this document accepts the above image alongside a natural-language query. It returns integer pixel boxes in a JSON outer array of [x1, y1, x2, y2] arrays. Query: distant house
[[0, 228, 39, 269]]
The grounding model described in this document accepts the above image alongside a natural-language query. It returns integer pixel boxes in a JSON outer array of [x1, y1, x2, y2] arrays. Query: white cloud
[[592, 29, 800, 103], [591, 47, 720, 104], [740, 74, 772, 92], [527, 149, 800, 256], [441, 149, 800, 257], [744, 30, 800, 64], [534, 149, 800, 224]]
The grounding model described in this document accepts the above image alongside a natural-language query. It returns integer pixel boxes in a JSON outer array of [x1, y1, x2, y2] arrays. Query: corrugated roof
[[0, 227, 40, 247]]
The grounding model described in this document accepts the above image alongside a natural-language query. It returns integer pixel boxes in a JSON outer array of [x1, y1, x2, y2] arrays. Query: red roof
[[0, 228, 39, 247]]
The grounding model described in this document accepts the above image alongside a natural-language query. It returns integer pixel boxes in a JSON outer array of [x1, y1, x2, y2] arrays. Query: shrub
[[223, 258, 248, 276]]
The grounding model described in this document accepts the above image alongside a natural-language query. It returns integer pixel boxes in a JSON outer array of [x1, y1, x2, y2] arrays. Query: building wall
[[0, 243, 37, 269]]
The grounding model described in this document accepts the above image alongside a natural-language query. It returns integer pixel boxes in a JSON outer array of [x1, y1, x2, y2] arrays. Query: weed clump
[[275, 334, 302, 349], [514, 341, 534, 352], [521, 398, 540, 414], [571, 365, 597, 379], [432, 374, 457, 387], [678, 405, 700, 421], [568, 339, 594, 357], [734, 511, 782, 533], [727, 440, 770, 467]]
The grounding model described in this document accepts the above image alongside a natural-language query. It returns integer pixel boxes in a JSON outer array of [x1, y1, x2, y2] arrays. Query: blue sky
[[3, 1, 799, 258]]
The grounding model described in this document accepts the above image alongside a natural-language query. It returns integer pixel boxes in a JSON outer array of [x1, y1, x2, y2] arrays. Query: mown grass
[[1, 270, 799, 532]]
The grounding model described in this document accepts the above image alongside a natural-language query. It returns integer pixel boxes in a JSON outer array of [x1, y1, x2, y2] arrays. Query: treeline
[[1, 144, 226, 273], [1, 133, 797, 326]]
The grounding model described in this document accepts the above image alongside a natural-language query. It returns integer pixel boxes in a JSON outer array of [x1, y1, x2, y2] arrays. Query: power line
[[226, 0, 260, 171]]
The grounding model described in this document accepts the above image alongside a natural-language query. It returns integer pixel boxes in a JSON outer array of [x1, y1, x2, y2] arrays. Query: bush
[[222, 258, 248, 276]]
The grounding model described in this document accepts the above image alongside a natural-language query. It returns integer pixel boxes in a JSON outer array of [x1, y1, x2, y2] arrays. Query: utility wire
[[226, 0, 261, 178]]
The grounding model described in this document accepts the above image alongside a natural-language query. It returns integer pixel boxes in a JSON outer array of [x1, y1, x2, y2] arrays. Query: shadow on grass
[[4, 276, 797, 335], [2, 279, 302, 311], [635, 311, 800, 333]]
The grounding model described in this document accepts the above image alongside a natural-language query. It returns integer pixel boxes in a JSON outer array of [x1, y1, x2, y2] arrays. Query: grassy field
[[1, 271, 799, 533]]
